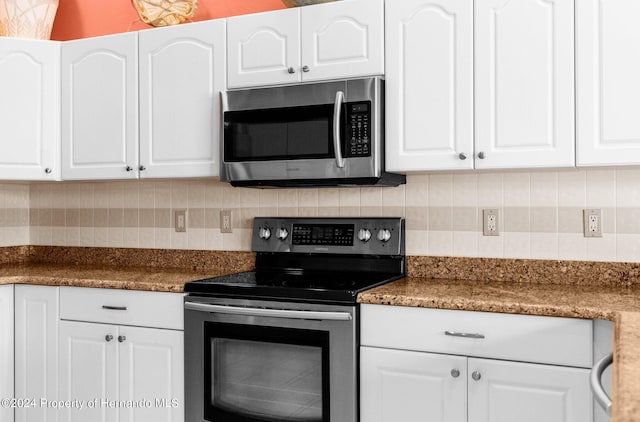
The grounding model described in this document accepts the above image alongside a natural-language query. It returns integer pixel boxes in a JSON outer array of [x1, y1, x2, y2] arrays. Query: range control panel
[[252, 217, 404, 256]]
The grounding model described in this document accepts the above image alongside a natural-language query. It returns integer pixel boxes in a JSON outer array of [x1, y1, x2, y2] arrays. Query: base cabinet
[[0, 285, 14, 422]]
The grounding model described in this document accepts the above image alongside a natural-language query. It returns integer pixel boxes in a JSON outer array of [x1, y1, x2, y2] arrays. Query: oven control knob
[[358, 228, 372, 242], [377, 229, 392, 243], [277, 228, 289, 240], [258, 227, 271, 240]]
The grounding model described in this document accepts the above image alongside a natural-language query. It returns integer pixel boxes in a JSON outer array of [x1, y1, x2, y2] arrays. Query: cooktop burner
[[185, 217, 405, 304]]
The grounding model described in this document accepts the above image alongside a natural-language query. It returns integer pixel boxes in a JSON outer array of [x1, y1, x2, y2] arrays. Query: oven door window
[[204, 322, 330, 422], [223, 104, 339, 162]]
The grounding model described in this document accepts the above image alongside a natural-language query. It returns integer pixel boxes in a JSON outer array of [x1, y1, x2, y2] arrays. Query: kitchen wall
[[27, 167, 640, 262], [0, 184, 29, 247]]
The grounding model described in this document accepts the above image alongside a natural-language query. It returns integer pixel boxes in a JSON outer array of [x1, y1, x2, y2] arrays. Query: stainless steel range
[[184, 217, 405, 422]]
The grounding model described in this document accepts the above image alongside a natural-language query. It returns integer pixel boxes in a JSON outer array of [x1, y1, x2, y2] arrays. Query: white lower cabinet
[[58, 321, 183, 422], [14, 285, 59, 422], [0, 285, 14, 422], [57, 287, 184, 422], [360, 305, 594, 422]]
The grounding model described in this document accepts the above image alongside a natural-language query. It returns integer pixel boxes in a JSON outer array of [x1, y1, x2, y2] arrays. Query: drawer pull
[[102, 305, 128, 311], [445, 330, 485, 339]]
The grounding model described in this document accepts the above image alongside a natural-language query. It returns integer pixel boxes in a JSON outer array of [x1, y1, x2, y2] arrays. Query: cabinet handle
[[126, 166, 133, 172], [118, 335, 127, 343], [287, 67, 296, 74], [44, 167, 52, 174], [451, 369, 460, 378], [458, 153, 467, 160], [105, 334, 114, 342], [102, 305, 127, 311], [478, 151, 486, 159], [471, 371, 482, 381], [444, 330, 485, 339], [139, 165, 146, 171], [302, 65, 310, 73]]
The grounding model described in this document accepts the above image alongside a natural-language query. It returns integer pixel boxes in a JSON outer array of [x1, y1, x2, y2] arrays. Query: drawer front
[[60, 287, 183, 330], [361, 304, 593, 368]]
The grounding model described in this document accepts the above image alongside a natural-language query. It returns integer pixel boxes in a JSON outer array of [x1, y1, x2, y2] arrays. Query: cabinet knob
[[302, 65, 310, 73], [478, 151, 486, 160], [118, 335, 126, 343], [458, 153, 467, 160], [287, 67, 296, 74], [126, 166, 133, 172], [139, 165, 146, 171], [105, 334, 114, 342], [471, 371, 482, 381], [44, 167, 52, 174], [451, 369, 460, 378]]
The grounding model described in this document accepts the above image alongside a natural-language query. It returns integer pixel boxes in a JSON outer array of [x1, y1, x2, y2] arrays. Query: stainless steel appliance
[[184, 217, 405, 422], [220, 77, 405, 187]]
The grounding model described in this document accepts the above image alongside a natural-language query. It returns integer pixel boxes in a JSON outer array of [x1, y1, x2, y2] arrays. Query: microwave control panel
[[346, 102, 371, 157]]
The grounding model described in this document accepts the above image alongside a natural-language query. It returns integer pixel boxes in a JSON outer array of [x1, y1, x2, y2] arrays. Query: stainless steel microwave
[[220, 77, 405, 187]]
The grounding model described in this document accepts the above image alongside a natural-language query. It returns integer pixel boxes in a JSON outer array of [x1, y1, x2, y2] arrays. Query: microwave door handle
[[220, 90, 229, 113], [333, 91, 345, 168]]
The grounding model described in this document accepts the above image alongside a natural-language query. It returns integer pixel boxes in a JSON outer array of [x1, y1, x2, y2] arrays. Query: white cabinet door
[[119, 326, 184, 422], [300, 0, 384, 82], [61, 32, 139, 180], [0, 285, 14, 422], [227, 8, 300, 88], [15, 285, 59, 422], [139, 20, 225, 179], [360, 346, 467, 422], [474, 0, 575, 169], [385, 0, 474, 171], [0, 39, 60, 181], [468, 358, 592, 422], [58, 321, 118, 422], [576, 0, 640, 166]]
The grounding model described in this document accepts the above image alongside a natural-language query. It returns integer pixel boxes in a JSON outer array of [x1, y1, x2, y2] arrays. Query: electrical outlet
[[483, 209, 500, 236], [221, 210, 232, 233], [583, 209, 603, 238], [174, 210, 186, 233]]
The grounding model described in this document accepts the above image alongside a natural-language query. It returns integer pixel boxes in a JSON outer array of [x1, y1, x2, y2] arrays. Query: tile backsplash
[[18, 167, 640, 262], [0, 184, 30, 247]]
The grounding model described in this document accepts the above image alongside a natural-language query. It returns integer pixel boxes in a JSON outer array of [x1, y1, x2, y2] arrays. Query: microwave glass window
[[224, 104, 336, 162], [212, 339, 323, 421]]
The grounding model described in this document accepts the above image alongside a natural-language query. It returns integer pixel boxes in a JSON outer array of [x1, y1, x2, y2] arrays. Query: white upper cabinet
[[139, 19, 225, 178], [385, 0, 474, 171], [0, 39, 60, 180], [227, 0, 383, 89], [475, 0, 575, 169], [61, 32, 139, 180], [576, 0, 640, 166], [387, 0, 575, 172]]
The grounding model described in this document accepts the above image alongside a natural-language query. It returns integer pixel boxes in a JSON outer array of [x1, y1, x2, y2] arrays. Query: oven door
[[184, 297, 357, 422]]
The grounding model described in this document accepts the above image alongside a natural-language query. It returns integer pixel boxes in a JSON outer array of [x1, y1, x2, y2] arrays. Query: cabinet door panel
[[468, 358, 592, 422], [61, 33, 138, 180], [15, 285, 59, 422], [59, 321, 118, 422], [139, 20, 225, 178], [576, 0, 640, 165], [385, 0, 473, 171], [360, 346, 466, 422], [475, 0, 574, 168], [300, 0, 384, 82], [0, 39, 60, 180], [119, 326, 184, 422], [227, 9, 300, 88], [0, 285, 14, 422]]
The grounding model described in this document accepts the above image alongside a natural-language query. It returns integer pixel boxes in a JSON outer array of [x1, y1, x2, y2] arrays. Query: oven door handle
[[333, 90, 345, 169], [185, 302, 352, 321]]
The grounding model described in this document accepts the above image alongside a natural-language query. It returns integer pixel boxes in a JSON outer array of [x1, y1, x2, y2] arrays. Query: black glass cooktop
[[184, 270, 402, 304]]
